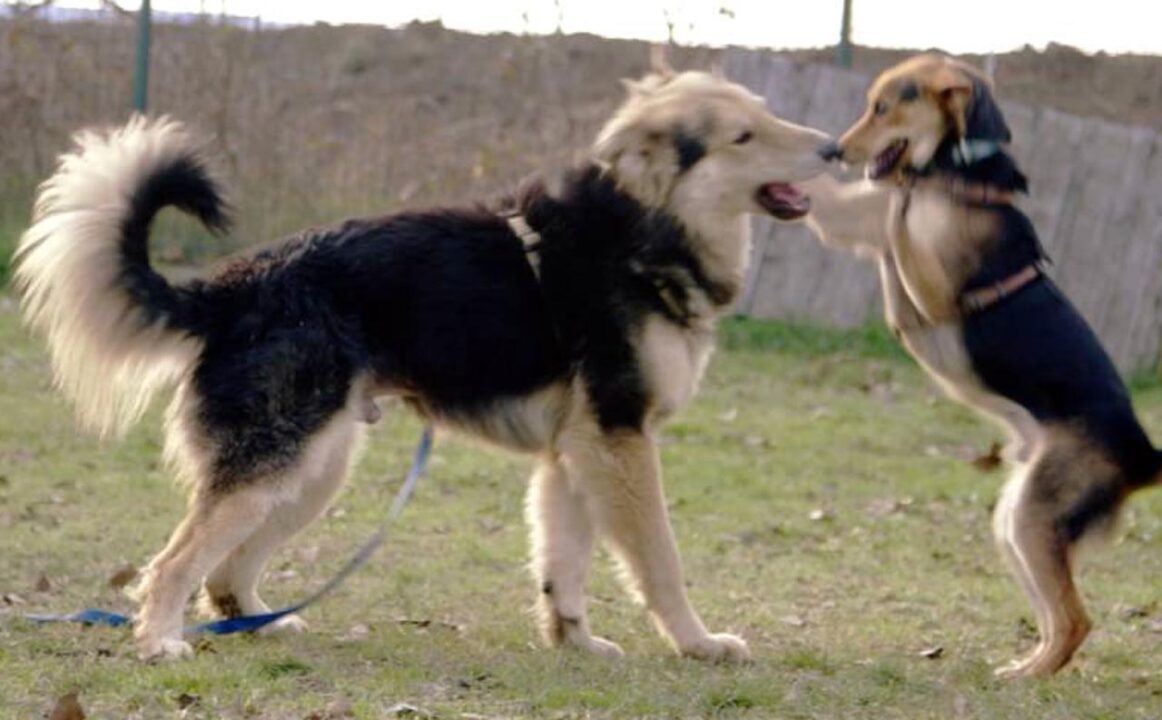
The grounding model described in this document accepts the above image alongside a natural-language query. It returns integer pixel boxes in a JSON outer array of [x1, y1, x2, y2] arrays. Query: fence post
[[133, 0, 152, 112], [836, 0, 852, 68]]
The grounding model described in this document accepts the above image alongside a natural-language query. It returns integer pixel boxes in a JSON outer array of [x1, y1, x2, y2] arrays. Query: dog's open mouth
[[870, 139, 908, 179], [757, 182, 810, 220]]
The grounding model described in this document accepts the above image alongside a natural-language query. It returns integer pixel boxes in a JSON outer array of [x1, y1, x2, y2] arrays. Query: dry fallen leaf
[[808, 508, 831, 522], [108, 564, 139, 590], [865, 498, 913, 518], [340, 623, 370, 642], [305, 697, 355, 719], [918, 646, 944, 659], [970, 442, 1004, 473], [48, 692, 86, 720], [397, 618, 462, 633], [779, 614, 806, 628], [35, 574, 52, 592], [175, 692, 200, 710]]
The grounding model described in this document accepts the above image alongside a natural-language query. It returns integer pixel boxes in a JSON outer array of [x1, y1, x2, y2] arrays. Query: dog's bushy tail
[[13, 116, 228, 437]]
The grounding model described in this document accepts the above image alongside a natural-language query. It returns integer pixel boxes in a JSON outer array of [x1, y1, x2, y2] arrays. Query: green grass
[[3, 306, 1162, 719]]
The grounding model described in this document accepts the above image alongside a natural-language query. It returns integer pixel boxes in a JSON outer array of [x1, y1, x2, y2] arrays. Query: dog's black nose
[[817, 141, 844, 162]]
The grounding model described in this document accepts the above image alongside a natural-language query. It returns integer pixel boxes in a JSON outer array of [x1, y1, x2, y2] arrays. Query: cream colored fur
[[595, 69, 828, 298], [14, 116, 209, 436]]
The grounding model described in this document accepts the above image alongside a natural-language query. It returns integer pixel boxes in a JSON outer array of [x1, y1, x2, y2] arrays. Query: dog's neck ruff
[[503, 212, 542, 279]]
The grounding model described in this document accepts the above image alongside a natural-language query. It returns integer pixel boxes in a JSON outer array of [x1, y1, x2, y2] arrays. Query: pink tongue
[[766, 182, 806, 208]]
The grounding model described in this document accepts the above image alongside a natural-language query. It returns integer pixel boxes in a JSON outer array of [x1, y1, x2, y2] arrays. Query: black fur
[[948, 117, 1162, 538], [963, 79, 1011, 143], [673, 131, 707, 173], [118, 162, 729, 489], [119, 156, 230, 332]]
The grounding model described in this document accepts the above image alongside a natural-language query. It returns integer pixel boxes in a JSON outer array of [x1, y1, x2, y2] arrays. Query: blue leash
[[25, 426, 433, 637]]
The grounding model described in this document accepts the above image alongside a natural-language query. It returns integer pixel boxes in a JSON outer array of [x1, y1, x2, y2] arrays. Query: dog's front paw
[[680, 632, 750, 663], [258, 613, 309, 635], [138, 636, 194, 662]]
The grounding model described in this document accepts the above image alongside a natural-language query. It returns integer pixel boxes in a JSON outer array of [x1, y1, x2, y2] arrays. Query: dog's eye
[[732, 130, 753, 145], [874, 100, 889, 117]]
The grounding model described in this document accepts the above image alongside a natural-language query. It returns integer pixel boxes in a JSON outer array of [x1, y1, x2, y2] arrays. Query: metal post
[[133, 0, 152, 112], [836, 0, 852, 69]]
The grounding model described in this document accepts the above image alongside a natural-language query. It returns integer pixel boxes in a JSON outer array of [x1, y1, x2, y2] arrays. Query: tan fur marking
[[556, 411, 748, 662]]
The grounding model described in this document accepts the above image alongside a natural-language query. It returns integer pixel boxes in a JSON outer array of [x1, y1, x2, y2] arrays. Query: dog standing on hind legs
[[13, 65, 830, 661], [799, 54, 1162, 677]]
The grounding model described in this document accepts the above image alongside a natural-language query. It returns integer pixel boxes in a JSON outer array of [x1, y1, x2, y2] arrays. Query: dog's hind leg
[[560, 427, 749, 663], [991, 435, 1125, 678], [134, 486, 278, 660], [201, 417, 363, 634], [526, 456, 624, 657]]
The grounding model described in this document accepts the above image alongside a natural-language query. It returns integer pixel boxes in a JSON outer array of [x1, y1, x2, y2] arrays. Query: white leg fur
[[202, 417, 363, 634], [526, 457, 623, 658], [559, 427, 748, 663], [136, 388, 366, 660], [992, 455, 1091, 678], [134, 488, 277, 660]]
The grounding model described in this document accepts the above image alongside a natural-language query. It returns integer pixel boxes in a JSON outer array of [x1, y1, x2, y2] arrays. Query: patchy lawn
[[2, 306, 1161, 719]]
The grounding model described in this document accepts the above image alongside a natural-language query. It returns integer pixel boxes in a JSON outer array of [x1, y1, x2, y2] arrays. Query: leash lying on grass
[[24, 426, 434, 637]]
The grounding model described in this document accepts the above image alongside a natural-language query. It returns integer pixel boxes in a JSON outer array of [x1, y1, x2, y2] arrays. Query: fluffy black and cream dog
[[801, 54, 1162, 677], [14, 67, 828, 661]]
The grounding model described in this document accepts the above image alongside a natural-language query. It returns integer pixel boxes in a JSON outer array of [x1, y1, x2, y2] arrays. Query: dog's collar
[[959, 263, 1043, 314], [950, 138, 1003, 167], [502, 211, 542, 279]]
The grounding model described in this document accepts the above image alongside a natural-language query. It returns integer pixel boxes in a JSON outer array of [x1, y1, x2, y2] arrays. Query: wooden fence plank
[[1117, 134, 1162, 371]]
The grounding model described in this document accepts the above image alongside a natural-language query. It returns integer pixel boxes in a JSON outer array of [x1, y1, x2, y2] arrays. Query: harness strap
[[503, 213, 542, 279]]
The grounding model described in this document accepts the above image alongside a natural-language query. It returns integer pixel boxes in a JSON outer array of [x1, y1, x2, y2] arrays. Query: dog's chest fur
[[884, 188, 999, 327], [639, 315, 716, 423]]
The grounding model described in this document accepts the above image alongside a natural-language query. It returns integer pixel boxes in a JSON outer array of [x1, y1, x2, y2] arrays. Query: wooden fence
[[725, 49, 1162, 374]]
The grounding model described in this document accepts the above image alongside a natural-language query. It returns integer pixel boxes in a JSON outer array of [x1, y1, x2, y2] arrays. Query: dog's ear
[[617, 45, 675, 97], [650, 44, 675, 77], [963, 78, 1011, 142], [594, 122, 684, 206], [927, 63, 974, 139]]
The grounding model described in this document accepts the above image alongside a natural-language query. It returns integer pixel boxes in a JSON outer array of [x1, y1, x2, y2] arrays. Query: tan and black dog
[[802, 54, 1162, 677]]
